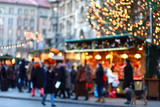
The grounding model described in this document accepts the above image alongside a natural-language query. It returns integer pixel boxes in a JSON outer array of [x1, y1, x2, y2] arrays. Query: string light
[[87, 0, 160, 46]]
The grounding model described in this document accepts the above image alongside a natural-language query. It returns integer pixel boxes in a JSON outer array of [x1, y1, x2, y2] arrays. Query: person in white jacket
[[106, 67, 116, 98]]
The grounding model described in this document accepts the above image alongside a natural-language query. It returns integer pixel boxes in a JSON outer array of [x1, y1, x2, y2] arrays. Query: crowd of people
[[0, 58, 134, 106]]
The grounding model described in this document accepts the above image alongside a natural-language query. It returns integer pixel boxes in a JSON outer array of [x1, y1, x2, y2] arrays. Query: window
[[0, 28, 4, 35], [9, 8, 14, 14], [17, 19, 21, 26], [18, 9, 22, 15], [42, 29, 46, 36], [46, 10, 49, 16], [24, 20, 28, 27], [0, 8, 4, 14], [40, 9, 43, 16], [30, 10, 35, 16], [8, 18, 13, 25], [0, 40, 3, 46], [8, 40, 12, 46], [8, 29, 13, 36], [0, 17, 4, 25], [24, 9, 28, 15], [30, 20, 34, 27], [17, 30, 21, 37]]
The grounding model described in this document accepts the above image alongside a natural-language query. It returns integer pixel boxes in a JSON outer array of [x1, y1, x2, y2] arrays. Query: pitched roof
[[0, 0, 50, 8]]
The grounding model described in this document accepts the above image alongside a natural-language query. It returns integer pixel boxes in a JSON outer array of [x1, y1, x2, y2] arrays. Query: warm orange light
[[121, 54, 128, 59], [95, 54, 102, 60]]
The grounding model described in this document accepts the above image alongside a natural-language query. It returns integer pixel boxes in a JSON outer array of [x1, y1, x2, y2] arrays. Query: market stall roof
[[29, 48, 61, 54], [0, 54, 21, 61], [65, 34, 145, 43], [65, 34, 152, 53]]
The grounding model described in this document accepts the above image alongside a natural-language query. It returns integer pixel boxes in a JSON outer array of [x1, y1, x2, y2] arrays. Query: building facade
[[48, 0, 96, 50], [0, 0, 51, 58]]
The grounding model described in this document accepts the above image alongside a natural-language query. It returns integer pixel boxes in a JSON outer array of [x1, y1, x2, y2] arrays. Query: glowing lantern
[[95, 54, 101, 60], [105, 54, 111, 59], [12, 58, 15, 64], [134, 53, 141, 59], [121, 54, 128, 59], [58, 52, 63, 56], [49, 52, 54, 58]]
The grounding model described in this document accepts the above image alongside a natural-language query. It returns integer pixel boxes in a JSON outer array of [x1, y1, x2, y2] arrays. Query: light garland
[[0, 41, 33, 50], [24, 32, 43, 42], [87, 0, 160, 46]]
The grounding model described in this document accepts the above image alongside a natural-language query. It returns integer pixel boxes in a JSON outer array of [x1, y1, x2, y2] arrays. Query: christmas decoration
[[86, 0, 160, 46], [24, 32, 43, 42], [65, 34, 148, 51]]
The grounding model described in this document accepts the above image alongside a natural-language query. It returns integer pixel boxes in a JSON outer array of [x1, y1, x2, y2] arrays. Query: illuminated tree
[[86, 0, 160, 45]]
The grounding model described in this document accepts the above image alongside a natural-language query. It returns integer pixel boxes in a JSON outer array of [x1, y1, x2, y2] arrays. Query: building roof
[[0, 0, 50, 8]]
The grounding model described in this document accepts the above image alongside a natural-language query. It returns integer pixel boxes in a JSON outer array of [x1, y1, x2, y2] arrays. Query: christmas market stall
[[65, 34, 160, 97], [0, 54, 22, 65], [28, 48, 64, 65]]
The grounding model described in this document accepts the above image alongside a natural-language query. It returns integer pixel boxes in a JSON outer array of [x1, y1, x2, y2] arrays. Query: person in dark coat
[[18, 59, 26, 92], [0, 64, 8, 91], [6, 65, 16, 88], [41, 66, 56, 106], [123, 58, 134, 104], [31, 63, 45, 97], [58, 63, 66, 98], [53, 63, 60, 98], [74, 64, 88, 100], [95, 63, 104, 102], [70, 65, 77, 94]]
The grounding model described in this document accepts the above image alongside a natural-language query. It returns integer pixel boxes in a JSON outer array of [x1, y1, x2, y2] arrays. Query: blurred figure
[[42, 66, 56, 107], [27, 58, 34, 93], [70, 65, 77, 95], [31, 63, 45, 97], [65, 64, 71, 98], [74, 64, 88, 100], [0, 64, 8, 91], [111, 66, 119, 98], [85, 64, 92, 97], [53, 63, 60, 98], [123, 58, 134, 104], [107, 65, 116, 98], [95, 63, 104, 103], [6, 65, 16, 88], [58, 63, 66, 98], [18, 59, 26, 92]]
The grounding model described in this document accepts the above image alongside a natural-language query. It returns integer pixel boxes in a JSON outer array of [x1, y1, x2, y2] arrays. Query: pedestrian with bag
[[41, 66, 56, 107]]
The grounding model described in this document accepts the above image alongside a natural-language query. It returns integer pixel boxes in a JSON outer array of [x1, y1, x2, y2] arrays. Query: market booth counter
[[28, 48, 64, 65], [65, 34, 160, 98]]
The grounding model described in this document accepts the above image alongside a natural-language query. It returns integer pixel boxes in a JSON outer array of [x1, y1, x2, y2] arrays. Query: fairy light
[[87, 0, 160, 46], [24, 32, 43, 42]]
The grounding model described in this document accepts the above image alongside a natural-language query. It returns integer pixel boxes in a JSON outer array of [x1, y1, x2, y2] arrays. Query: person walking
[[123, 58, 134, 104], [65, 64, 71, 98], [18, 59, 26, 92], [70, 65, 77, 95], [27, 58, 34, 93], [58, 63, 66, 98], [74, 64, 88, 100], [95, 63, 104, 103], [85, 64, 92, 98], [0, 64, 8, 91], [53, 64, 60, 98], [31, 63, 45, 97], [107, 65, 116, 98], [41, 66, 56, 106]]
